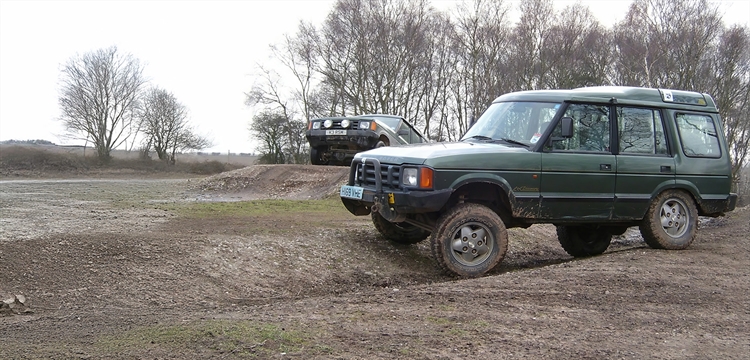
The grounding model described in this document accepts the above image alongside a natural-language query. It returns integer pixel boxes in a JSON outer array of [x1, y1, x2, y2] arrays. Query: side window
[[617, 107, 668, 155], [551, 104, 610, 152], [675, 113, 721, 158], [397, 122, 410, 142]]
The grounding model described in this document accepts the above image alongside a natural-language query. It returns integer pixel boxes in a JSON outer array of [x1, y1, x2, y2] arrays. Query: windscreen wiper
[[497, 138, 529, 147], [463, 135, 494, 142]]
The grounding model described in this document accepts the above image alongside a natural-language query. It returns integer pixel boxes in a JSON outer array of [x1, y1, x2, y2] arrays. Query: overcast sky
[[1, 0, 748, 154]]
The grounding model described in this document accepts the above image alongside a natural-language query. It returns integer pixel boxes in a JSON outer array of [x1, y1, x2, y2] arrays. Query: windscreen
[[462, 102, 561, 146]]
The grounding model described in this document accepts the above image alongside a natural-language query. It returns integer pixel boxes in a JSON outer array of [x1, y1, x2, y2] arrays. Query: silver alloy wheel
[[450, 222, 494, 266], [660, 198, 689, 238]]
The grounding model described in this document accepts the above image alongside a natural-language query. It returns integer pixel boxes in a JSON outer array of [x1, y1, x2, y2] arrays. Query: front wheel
[[639, 190, 698, 249], [556, 226, 611, 257], [310, 147, 326, 165], [371, 211, 430, 245], [430, 203, 508, 277]]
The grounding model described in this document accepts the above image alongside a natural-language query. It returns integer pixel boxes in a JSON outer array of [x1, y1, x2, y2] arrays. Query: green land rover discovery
[[340, 86, 738, 277]]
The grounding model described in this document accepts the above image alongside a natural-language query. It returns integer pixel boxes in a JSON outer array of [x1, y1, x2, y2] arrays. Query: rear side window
[[617, 107, 668, 155], [675, 113, 721, 158]]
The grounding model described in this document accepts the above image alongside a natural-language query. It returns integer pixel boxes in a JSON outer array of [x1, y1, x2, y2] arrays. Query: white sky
[[1, 0, 748, 154]]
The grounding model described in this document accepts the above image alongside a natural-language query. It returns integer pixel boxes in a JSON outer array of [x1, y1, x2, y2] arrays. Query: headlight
[[341, 119, 350, 128], [401, 167, 434, 189], [312, 121, 321, 129], [402, 168, 418, 187], [359, 121, 370, 129], [323, 119, 333, 128]]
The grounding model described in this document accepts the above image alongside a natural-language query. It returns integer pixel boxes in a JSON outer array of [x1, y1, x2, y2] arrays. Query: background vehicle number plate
[[340, 185, 363, 200], [326, 130, 346, 135]]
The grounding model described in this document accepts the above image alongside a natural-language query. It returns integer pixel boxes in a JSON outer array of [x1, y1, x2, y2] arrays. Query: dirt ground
[[1, 165, 748, 359]]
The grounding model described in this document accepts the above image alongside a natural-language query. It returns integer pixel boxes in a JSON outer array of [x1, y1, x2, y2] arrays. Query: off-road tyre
[[371, 211, 430, 245], [556, 226, 612, 257], [639, 190, 698, 249], [310, 147, 325, 165], [430, 203, 508, 277]]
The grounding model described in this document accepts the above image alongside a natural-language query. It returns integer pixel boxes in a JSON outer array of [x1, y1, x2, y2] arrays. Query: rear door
[[613, 106, 675, 220]]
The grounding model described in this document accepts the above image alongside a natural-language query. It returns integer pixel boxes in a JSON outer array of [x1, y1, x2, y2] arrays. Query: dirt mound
[[2, 174, 749, 358], [193, 164, 350, 200]]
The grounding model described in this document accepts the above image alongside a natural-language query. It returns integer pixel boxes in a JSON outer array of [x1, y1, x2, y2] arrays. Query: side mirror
[[560, 117, 574, 138]]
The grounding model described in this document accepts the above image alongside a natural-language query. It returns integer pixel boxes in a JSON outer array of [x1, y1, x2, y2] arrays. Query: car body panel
[[341, 87, 737, 228]]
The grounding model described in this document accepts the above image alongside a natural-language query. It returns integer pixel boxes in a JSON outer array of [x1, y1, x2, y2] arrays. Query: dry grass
[[0, 144, 248, 176]]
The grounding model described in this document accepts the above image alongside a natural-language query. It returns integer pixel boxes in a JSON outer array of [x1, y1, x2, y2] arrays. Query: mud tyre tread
[[430, 203, 508, 277], [639, 190, 698, 250], [371, 211, 430, 245], [556, 226, 611, 257], [310, 147, 326, 165]]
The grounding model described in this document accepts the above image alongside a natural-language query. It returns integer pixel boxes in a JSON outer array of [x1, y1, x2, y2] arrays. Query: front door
[[540, 103, 616, 220]]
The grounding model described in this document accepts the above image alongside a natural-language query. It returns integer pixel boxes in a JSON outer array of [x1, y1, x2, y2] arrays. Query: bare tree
[[172, 126, 211, 161], [612, 0, 723, 88], [138, 87, 210, 163], [317, 0, 437, 124], [543, 3, 611, 88], [249, 110, 289, 164], [271, 22, 320, 122], [58, 46, 146, 162], [418, 11, 457, 140], [246, 66, 308, 164], [449, 0, 512, 139], [509, 0, 556, 90], [709, 25, 750, 189], [245, 0, 749, 188]]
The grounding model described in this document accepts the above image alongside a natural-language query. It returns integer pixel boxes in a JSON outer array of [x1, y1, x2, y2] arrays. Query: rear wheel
[[371, 211, 430, 245], [375, 140, 387, 148], [430, 203, 508, 277], [639, 190, 697, 249], [556, 226, 611, 257]]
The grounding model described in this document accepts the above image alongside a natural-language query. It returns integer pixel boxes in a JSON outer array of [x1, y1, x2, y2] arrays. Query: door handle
[[661, 165, 672, 173], [600, 164, 612, 171]]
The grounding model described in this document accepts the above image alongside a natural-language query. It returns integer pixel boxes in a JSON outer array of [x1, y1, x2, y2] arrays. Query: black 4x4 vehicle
[[306, 114, 427, 165], [340, 87, 738, 277]]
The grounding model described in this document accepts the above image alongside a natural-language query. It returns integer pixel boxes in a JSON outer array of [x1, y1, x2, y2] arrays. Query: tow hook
[[373, 195, 405, 222]]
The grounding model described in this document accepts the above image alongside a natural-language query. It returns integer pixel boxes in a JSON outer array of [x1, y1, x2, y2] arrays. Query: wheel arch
[[670, 180, 709, 214], [445, 175, 515, 226], [378, 135, 390, 146]]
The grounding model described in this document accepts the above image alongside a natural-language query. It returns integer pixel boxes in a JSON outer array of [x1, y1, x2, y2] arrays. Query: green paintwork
[[346, 86, 736, 224]]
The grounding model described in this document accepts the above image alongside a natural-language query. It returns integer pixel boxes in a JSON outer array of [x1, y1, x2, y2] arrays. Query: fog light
[[341, 119, 350, 128], [324, 119, 333, 128]]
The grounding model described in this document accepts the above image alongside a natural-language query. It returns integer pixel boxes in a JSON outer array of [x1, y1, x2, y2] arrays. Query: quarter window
[[675, 113, 721, 158], [617, 107, 668, 155]]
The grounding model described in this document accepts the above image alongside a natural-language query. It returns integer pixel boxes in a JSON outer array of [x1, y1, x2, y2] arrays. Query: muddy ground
[[1, 165, 748, 359]]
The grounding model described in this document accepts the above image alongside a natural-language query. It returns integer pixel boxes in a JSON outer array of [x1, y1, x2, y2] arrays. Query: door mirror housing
[[560, 117, 574, 138]]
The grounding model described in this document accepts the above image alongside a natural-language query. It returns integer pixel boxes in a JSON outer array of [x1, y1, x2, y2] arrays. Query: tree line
[[248, 0, 750, 190], [59, 46, 210, 163]]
